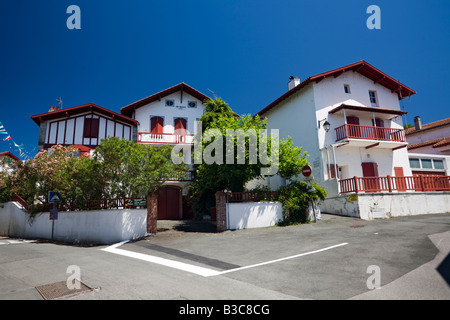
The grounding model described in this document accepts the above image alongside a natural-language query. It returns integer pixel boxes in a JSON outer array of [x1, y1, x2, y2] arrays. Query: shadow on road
[[437, 253, 450, 286], [157, 220, 217, 233]]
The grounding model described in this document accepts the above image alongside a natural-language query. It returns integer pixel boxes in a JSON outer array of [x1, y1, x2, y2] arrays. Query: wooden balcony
[[339, 175, 450, 194], [335, 124, 406, 143], [138, 132, 195, 144]]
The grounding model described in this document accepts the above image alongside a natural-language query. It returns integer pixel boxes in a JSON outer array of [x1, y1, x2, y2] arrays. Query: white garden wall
[[321, 192, 450, 220], [0, 202, 147, 244], [227, 202, 283, 230]]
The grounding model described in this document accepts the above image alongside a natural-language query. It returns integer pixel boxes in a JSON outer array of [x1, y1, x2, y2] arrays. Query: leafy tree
[[94, 137, 187, 198], [189, 98, 310, 217]]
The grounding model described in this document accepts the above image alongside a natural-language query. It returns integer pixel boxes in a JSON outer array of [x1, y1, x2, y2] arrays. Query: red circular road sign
[[302, 165, 312, 177]]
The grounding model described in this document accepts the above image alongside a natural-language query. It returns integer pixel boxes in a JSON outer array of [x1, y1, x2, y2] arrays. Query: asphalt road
[[0, 213, 449, 300]]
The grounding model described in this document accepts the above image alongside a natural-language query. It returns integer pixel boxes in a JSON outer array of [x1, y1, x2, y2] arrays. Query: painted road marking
[[101, 241, 349, 277], [101, 242, 220, 277], [215, 242, 349, 276], [0, 239, 36, 245]]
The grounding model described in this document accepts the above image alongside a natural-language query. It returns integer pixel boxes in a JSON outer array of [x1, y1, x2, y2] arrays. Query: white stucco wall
[[321, 192, 450, 220], [0, 202, 147, 244], [45, 112, 133, 146], [227, 202, 283, 229]]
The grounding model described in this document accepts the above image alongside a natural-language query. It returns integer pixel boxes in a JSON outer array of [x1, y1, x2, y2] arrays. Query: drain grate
[[35, 281, 92, 300], [349, 225, 365, 228]]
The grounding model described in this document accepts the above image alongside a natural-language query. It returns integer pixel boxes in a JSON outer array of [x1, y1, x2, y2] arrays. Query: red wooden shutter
[[91, 118, 99, 138], [346, 116, 360, 125], [174, 118, 186, 135], [346, 116, 360, 138], [362, 162, 378, 177], [372, 118, 384, 127], [83, 118, 99, 138], [174, 118, 186, 142], [83, 118, 91, 138], [151, 117, 163, 134]]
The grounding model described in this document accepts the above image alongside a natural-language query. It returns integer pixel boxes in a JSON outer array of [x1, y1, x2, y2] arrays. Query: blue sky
[[0, 0, 449, 160]]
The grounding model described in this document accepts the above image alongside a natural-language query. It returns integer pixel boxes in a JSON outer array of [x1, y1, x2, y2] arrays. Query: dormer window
[[165, 99, 174, 107], [188, 101, 197, 108]]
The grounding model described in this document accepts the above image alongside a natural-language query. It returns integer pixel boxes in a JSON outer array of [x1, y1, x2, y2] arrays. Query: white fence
[[0, 202, 147, 244]]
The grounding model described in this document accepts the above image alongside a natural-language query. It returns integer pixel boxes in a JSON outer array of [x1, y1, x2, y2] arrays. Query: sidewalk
[[351, 230, 450, 300]]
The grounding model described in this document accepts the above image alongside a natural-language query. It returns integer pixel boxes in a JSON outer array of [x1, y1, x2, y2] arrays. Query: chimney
[[414, 116, 422, 131], [288, 76, 300, 91], [48, 106, 60, 112]]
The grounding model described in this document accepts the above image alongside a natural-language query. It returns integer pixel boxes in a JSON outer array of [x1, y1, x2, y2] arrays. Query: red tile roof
[[407, 136, 450, 150], [257, 60, 416, 116], [405, 118, 450, 135], [30, 103, 139, 126], [328, 104, 407, 117]]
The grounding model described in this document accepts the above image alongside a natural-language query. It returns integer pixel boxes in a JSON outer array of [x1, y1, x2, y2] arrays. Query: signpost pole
[[51, 203, 55, 240], [49, 191, 61, 241]]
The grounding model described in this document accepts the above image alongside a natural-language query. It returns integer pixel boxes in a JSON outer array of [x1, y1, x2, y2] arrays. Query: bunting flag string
[[0, 120, 34, 161]]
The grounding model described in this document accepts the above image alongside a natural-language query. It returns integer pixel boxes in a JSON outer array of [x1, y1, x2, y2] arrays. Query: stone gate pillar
[[146, 194, 158, 234], [215, 191, 227, 232]]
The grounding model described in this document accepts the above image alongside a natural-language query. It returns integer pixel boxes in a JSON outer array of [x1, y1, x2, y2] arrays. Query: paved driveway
[[0, 213, 449, 300]]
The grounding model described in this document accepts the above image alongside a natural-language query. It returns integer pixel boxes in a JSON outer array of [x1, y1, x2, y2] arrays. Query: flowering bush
[[4, 138, 186, 207]]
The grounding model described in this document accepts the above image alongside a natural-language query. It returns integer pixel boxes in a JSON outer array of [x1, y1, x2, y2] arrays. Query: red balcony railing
[[335, 124, 406, 142], [228, 191, 278, 202], [339, 175, 450, 194]]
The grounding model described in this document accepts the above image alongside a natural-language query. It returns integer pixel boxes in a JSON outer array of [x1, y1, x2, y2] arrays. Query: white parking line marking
[[101, 241, 348, 277], [0, 239, 36, 245], [101, 243, 220, 277], [214, 242, 349, 276]]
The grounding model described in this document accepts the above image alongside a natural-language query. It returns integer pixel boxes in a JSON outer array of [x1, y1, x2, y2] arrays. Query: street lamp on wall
[[318, 119, 331, 132]]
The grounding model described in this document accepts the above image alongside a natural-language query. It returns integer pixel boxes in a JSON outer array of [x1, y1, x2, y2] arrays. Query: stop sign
[[302, 165, 312, 177]]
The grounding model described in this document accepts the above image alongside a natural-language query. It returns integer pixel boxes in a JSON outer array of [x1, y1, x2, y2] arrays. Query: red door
[[372, 118, 385, 140], [362, 162, 379, 192], [394, 167, 406, 192], [157, 187, 181, 220], [174, 118, 187, 143]]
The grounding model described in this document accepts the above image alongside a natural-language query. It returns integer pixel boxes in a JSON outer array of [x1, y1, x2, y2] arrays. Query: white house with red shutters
[[120, 82, 209, 163], [255, 60, 450, 219], [120, 82, 211, 219]]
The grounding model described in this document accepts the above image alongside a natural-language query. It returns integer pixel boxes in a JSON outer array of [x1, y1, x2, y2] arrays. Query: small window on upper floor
[[369, 90, 378, 107], [433, 160, 445, 169], [421, 159, 433, 169], [409, 158, 420, 169], [165, 99, 174, 107], [344, 84, 351, 94], [188, 101, 197, 108]]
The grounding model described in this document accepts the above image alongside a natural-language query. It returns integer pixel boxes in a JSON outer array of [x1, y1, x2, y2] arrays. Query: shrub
[[277, 180, 327, 226]]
